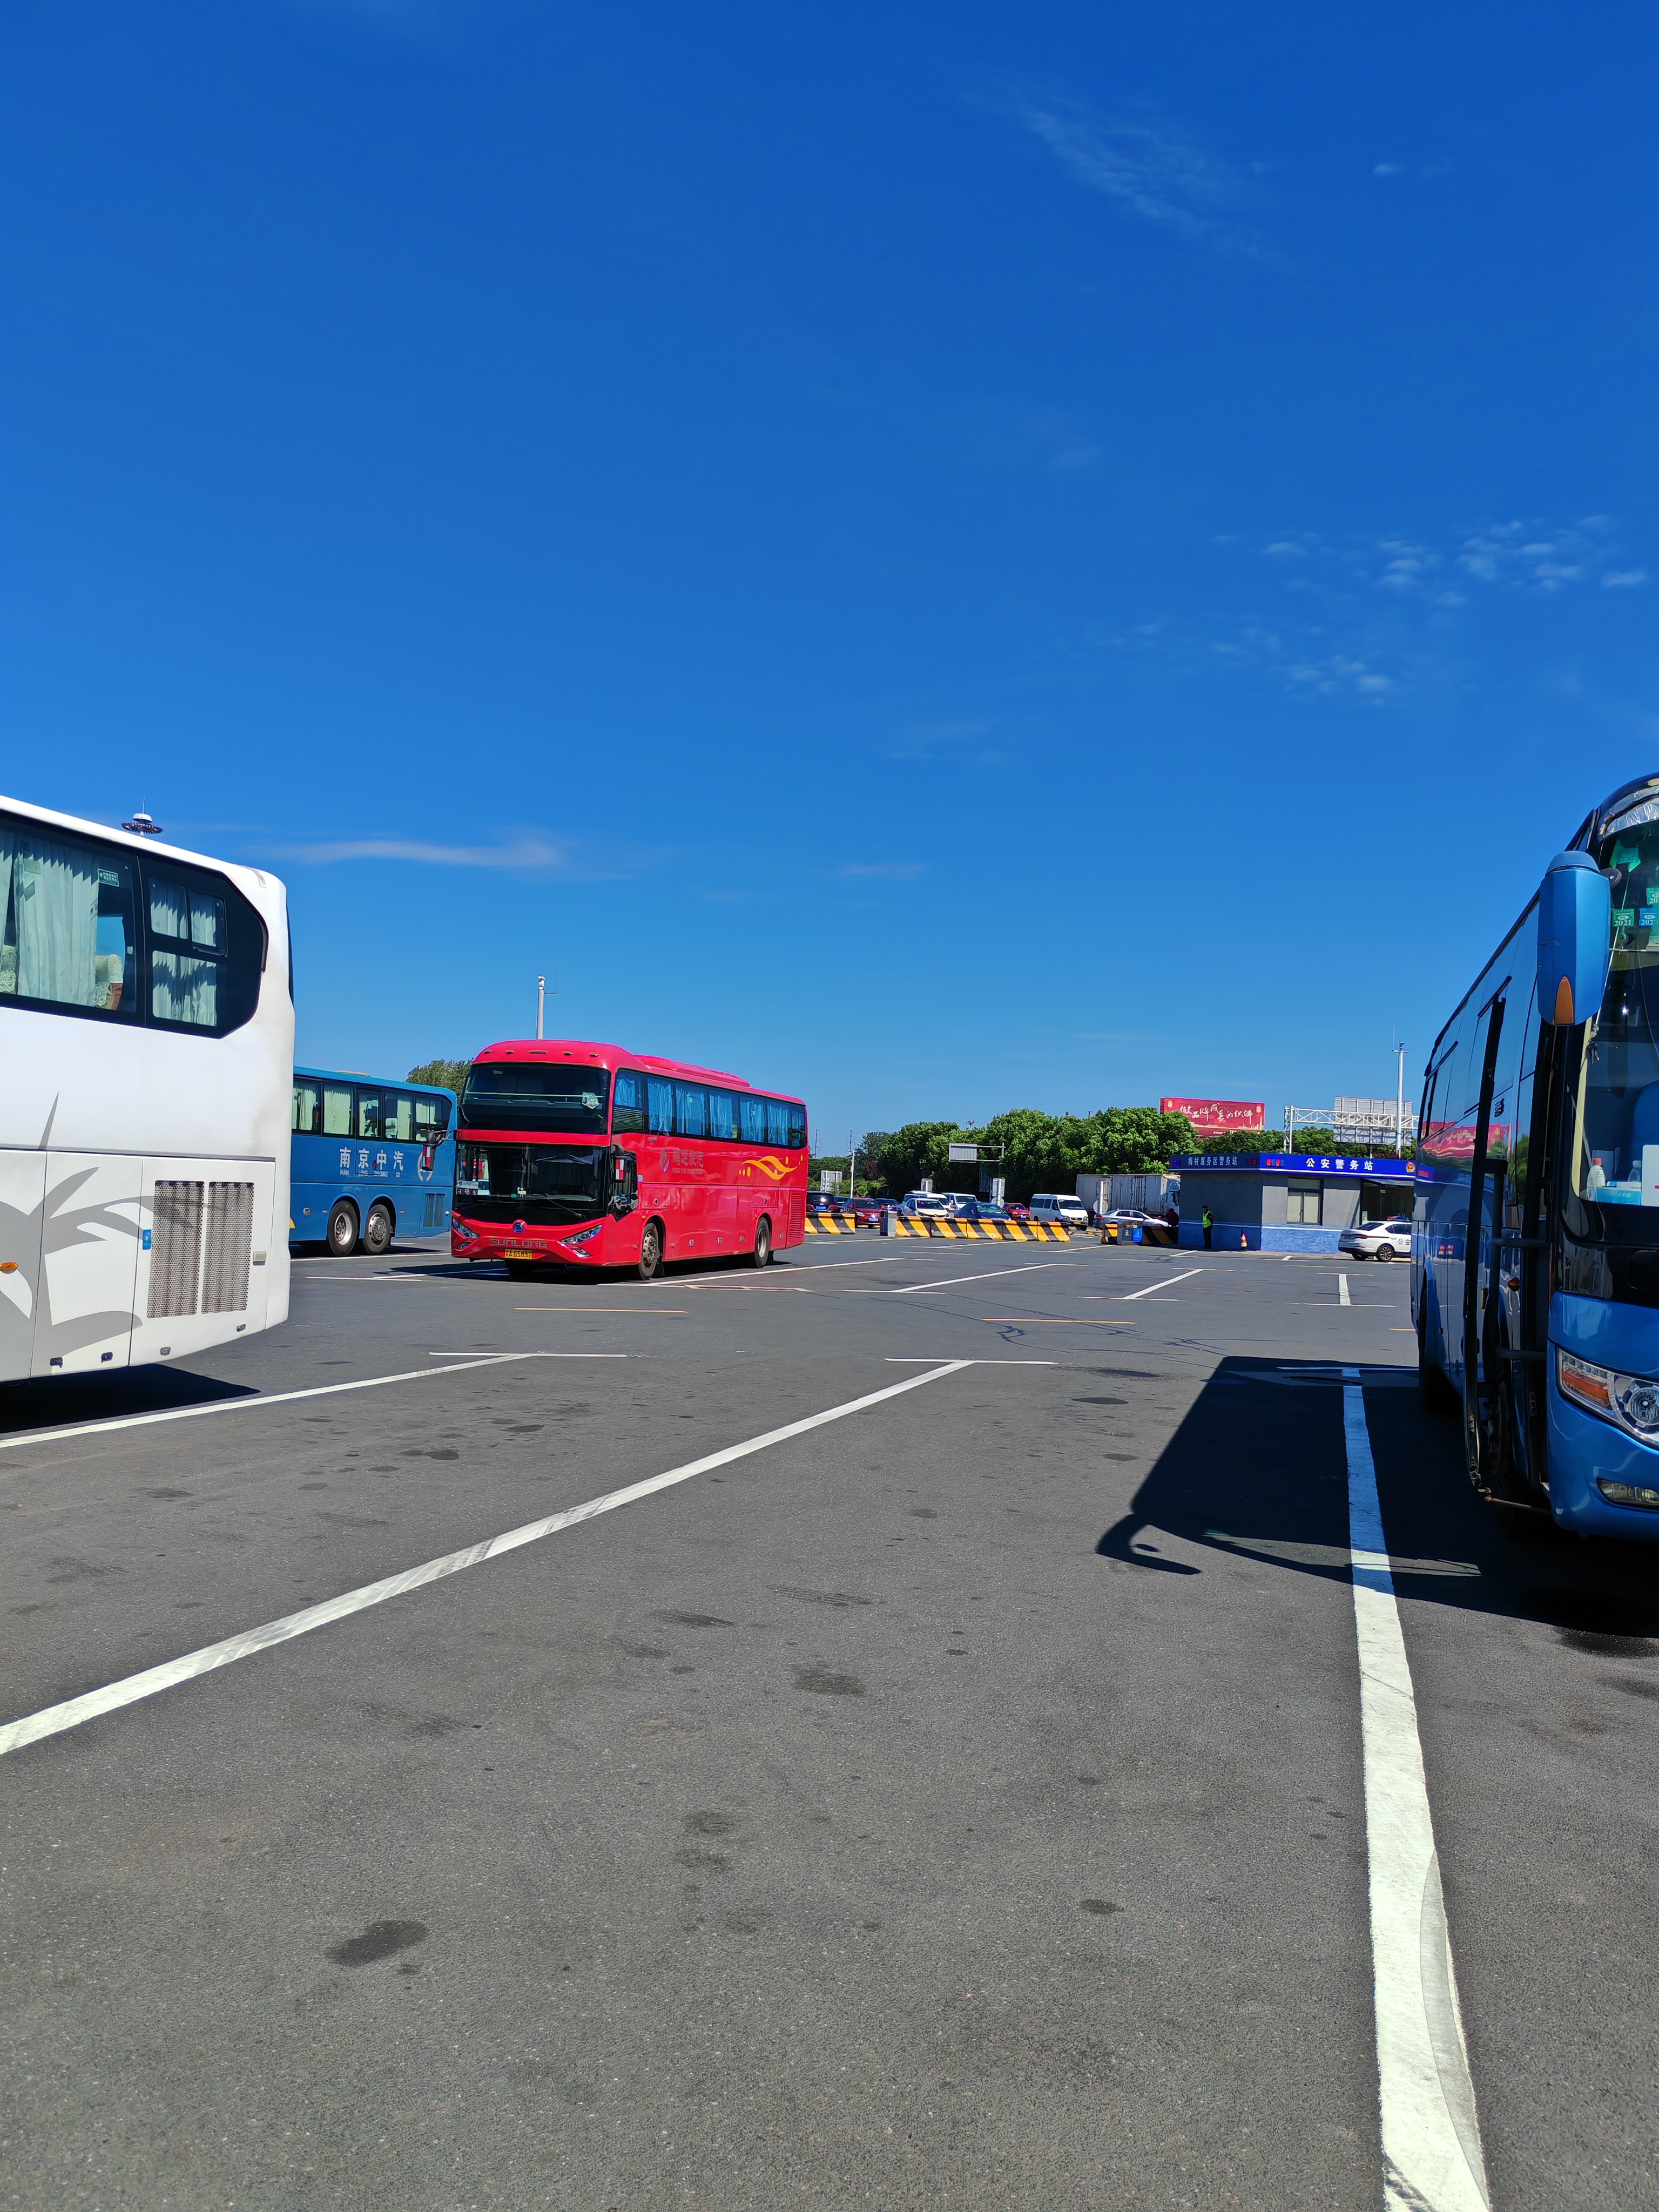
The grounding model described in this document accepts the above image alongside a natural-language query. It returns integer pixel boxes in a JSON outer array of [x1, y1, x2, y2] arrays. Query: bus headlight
[[1557, 1348, 1659, 1442]]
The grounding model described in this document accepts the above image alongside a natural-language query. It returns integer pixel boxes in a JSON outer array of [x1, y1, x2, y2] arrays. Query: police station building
[[1172, 1151, 1416, 1254]]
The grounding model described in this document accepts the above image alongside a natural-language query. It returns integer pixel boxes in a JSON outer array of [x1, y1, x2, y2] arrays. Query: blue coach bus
[[1415, 772, 1659, 1540], [289, 1065, 456, 1256]]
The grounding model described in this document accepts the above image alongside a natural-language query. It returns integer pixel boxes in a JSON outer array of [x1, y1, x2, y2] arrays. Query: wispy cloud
[[1255, 517, 1646, 601], [1015, 100, 1262, 255], [837, 861, 927, 881], [270, 834, 563, 870]]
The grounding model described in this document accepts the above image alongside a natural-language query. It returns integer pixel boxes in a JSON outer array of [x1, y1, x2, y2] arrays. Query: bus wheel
[[637, 1220, 663, 1282], [326, 1201, 359, 1258], [751, 1217, 772, 1269], [363, 1202, 394, 1256]]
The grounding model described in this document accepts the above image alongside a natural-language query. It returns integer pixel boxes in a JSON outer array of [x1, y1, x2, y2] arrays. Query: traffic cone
[[1239, 1231, 1247, 1250]]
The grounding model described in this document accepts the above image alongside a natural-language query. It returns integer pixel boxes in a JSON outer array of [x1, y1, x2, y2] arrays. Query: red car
[[1003, 1201, 1031, 1221]]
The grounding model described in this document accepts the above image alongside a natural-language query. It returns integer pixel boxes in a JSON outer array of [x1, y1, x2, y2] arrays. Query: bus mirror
[[1537, 851, 1612, 1025]]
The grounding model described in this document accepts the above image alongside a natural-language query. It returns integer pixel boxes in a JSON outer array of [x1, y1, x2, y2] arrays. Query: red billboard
[[1161, 1096, 1266, 1134]]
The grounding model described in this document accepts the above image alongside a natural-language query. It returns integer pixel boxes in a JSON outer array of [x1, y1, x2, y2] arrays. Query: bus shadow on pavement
[[0, 1365, 259, 1441], [1095, 1357, 1659, 1647]]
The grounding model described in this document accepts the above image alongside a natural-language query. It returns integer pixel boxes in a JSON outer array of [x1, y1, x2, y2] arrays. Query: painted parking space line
[[1339, 1274, 1352, 1306], [0, 1352, 623, 1456], [513, 1307, 686, 1315], [1092, 1267, 1206, 1303], [1343, 1365, 1491, 2211], [885, 1263, 1060, 1296], [0, 1361, 972, 1761]]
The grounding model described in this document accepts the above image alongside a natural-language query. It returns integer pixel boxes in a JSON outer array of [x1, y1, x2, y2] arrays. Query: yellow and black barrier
[[805, 1211, 859, 1235], [889, 1217, 1074, 1242]]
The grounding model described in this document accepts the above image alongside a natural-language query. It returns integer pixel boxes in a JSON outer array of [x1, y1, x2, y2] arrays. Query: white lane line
[[1343, 1366, 1491, 2211], [0, 1362, 970, 1759], [1339, 1274, 1352, 1307], [0, 1353, 622, 1456], [886, 1263, 1058, 1296], [886, 1356, 1056, 1365], [1094, 1267, 1206, 1304]]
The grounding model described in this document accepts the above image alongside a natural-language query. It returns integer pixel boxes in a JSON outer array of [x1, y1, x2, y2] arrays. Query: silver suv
[[1338, 1217, 1413, 1262]]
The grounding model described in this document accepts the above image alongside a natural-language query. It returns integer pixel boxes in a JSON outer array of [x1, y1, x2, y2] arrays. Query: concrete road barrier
[[805, 1212, 859, 1235]]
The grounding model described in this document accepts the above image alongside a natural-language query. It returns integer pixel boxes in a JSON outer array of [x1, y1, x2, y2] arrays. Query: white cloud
[[1016, 102, 1260, 253], [271, 835, 563, 869], [1374, 163, 1398, 177], [1605, 569, 1649, 589]]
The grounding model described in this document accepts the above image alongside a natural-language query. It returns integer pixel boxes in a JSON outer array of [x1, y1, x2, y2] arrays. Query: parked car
[[1101, 1206, 1158, 1225], [811, 1193, 846, 1215], [1003, 1201, 1031, 1221], [1338, 1217, 1413, 1262], [1029, 1193, 1090, 1229], [849, 1197, 886, 1225], [947, 1197, 1008, 1220], [899, 1191, 953, 1218]]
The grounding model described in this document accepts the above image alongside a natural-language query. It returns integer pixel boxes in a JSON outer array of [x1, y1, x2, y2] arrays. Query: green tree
[[408, 1057, 472, 1094]]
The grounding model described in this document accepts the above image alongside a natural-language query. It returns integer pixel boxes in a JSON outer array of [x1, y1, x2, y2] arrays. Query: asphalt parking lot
[[3, 1236, 1657, 2210]]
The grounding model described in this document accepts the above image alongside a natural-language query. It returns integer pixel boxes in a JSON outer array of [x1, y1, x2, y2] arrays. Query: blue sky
[[5, 2, 1656, 1142]]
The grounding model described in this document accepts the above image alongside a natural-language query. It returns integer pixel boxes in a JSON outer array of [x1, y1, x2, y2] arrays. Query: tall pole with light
[[1393, 1038, 1407, 1155], [537, 976, 546, 1041]]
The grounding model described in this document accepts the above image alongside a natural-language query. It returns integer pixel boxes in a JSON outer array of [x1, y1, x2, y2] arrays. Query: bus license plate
[[501, 1247, 536, 1260]]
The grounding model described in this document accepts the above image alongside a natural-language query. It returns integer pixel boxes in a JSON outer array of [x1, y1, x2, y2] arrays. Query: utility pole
[[847, 1127, 857, 1195], [537, 976, 545, 1041], [1393, 1039, 1407, 1155]]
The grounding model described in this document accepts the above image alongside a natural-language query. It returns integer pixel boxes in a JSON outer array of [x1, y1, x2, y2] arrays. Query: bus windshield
[[460, 1062, 610, 1135], [1568, 816, 1659, 1219], [455, 1142, 607, 1224]]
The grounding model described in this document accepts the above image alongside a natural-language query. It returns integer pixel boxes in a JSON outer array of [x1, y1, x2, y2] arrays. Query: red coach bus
[[450, 1038, 809, 1280]]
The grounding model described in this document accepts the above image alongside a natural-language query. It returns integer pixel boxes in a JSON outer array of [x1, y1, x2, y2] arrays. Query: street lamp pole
[[1393, 1039, 1406, 1154], [537, 976, 545, 1041]]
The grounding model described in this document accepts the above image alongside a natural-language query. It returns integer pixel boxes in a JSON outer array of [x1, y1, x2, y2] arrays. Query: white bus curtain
[[0, 829, 101, 1006]]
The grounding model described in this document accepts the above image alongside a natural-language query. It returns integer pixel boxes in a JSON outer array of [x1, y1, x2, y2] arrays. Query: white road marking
[[0, 1361, 970, 1759], [1097, 1267, 1206, 1303], [886, 1356, 1056, 1365], [1339, 1274, 1352, 1306], [1343, 1366, 1491, 2211], [0, 1352, 622, 1456], [886, 1263, 1058, 1295]]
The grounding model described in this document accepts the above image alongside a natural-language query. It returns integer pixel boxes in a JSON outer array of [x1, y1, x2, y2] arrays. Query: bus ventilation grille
[[423, 1192, 443, 1229], [202, 1183, 254, 1314], [148, 1180, 254, 1319], [148, 1182, 204, 1319]]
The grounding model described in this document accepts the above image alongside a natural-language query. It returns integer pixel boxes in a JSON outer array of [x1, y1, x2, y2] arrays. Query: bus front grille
[[201, 1182, 254, 1314], [149, 1182, 204, 1319]]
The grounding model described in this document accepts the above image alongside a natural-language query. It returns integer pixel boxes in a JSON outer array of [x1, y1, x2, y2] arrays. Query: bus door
[[1459, 987, 1508, 1488]]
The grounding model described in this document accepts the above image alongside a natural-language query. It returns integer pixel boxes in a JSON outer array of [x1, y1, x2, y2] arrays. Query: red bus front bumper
[[450, 1214, 608, 1265]]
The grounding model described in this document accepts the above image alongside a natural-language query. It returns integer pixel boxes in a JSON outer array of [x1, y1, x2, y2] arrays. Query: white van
[[1029, 1192, 1089, 1229]]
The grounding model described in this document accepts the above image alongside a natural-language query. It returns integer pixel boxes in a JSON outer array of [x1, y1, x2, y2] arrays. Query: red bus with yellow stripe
[[450, 1038, 808, 1280]]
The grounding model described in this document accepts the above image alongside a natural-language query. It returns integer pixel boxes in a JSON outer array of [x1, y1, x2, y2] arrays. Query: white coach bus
[[0, 794, 293, 1381]]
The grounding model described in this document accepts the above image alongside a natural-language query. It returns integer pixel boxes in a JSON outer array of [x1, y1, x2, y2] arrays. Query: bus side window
[[0, 824, 138, 1018], [676, 1083, 707, 1138], [384, 1093, 415, 1141], [706, 1089, 737, 1141], [646, 1077, 674, 1135], [785, 1103, 806, 1149], [322, 1085, 352, 1136], [414, 1093, 452, 1140], [765, 1098, 792, 1147], [293, 1081, 320, 1135], [739, 1094, 767, 1144], [356, 1090, 382, 1140], [612, 1071, 649, 1134]]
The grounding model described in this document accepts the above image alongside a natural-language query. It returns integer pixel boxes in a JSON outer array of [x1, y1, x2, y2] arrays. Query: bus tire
[[637, 1219, 663, 1282], [326, 1201, 359, 1258], [363, 1202, 394, 1256], [751, 1216, 772, 1269]]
